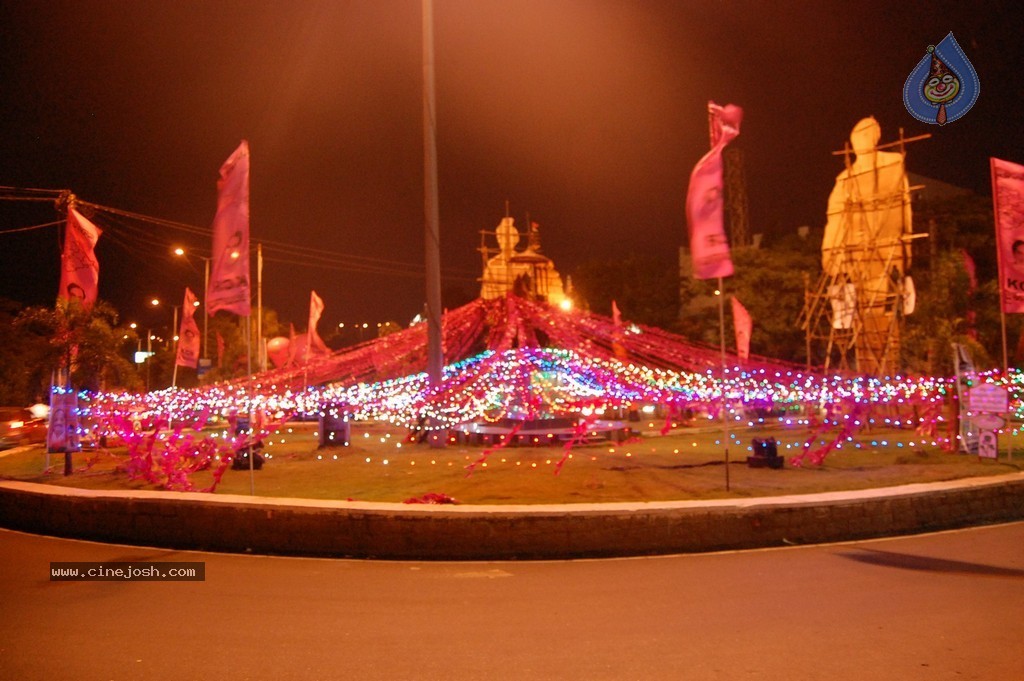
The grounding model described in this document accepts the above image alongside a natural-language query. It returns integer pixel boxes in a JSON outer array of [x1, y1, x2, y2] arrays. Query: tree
[[571, 253, 680, 331], [0, 298, 38, 404], [677, 232, 820, 363], [903, 193, 1019, 374], [11, 299, 140, 400], [196, 307, 288, 384]]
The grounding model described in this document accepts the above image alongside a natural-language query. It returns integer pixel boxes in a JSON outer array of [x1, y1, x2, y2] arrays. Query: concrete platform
[[2, 473, 1023, 560]]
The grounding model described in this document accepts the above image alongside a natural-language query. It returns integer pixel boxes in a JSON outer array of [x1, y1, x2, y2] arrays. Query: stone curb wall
[[2, 475, 1023, 560]]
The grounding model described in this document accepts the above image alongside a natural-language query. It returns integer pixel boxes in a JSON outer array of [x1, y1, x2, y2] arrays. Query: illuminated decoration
[[802, 119, 926, 374], [76, 295, 1024, 490], [480, 217, 568, 307]]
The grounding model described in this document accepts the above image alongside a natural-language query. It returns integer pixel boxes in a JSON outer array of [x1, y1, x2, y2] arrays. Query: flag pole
[[171, 304, 179, 388], [257, 243, 264, 372], [991, 158, 1011, 461], [992, 158, 1009, 374], [423, 0, 446, 448], [203, 257, 209, 361], [709, 105, 729, 491], [688, 101, 741, 491], [718, 276, 730, 491]]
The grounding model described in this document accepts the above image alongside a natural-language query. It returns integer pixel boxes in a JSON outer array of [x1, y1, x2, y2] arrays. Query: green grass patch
[[1, 420, 1020, 504]]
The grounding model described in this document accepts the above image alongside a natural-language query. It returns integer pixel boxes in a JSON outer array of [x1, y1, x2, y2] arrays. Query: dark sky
[[1, 0, 1020, 331]]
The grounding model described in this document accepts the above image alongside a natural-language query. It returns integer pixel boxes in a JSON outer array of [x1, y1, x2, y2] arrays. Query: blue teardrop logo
[[903, 32, 980, 125]]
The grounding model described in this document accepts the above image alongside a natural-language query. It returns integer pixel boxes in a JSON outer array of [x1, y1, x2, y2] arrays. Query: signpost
[[966, 383, 1010, 462]]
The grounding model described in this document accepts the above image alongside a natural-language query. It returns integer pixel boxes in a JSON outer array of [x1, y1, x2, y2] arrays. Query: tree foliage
[[571, 253, 680, 331], [572, 189, 1012, 376], [5, 299, 140, 402]]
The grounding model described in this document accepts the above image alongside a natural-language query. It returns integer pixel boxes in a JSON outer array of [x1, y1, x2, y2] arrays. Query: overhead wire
[[3, 188, 485, 284], [0, 219, 64, 234], [0, 186, 67, 202]]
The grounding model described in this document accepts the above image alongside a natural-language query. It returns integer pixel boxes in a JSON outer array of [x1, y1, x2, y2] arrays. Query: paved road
[[2, 523, 1022, 680]]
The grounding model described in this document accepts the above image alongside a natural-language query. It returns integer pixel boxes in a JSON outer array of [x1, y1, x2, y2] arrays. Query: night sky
[[1, 0, 1020, 332]]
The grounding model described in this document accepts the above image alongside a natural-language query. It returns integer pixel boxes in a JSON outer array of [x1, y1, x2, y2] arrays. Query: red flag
[[215, 331, 225, 368], [685, 102, 742, 280], [992, 157, 1024, 313], [207, 141, 251, 316], [175, 288, 201, 368], [731, 295, 752, 361], [960, 249, 978, 340], [58, 207, 102, 309], [610, 300, 628, 360], [309, 290, 325, 330], [960, 249, 978, 293], [307, 290, 329, 356]]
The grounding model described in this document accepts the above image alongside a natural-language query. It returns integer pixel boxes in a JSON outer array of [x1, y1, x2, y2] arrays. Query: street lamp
[[144, 299, 162, 390], [172, 246, 210, 360]]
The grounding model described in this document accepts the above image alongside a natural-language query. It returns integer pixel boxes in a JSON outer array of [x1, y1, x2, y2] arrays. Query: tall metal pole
[[257, 243, 264, 372], [171, 304, 180, 388], [718, 278, 730, 491], [708, 107, 730, 492], [422, 0, 445, 448], [990, 158, 1011, 461], [203, 257, 210, 360]]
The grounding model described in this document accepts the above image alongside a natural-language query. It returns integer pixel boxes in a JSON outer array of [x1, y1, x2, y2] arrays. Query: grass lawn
[[1, 418, 1021, 504]]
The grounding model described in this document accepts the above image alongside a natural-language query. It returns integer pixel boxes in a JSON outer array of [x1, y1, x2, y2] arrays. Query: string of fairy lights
[[80, 346, 1022, 453]]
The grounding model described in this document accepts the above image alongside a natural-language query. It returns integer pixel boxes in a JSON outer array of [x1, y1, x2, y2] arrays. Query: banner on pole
[[208, 141, 251, 316], [175, 288, 201, 368], [731, 295, 752, 360], [685, 102, 742, 280], [992, 157, 1024, 313], [58, 208, 102, 309], [307, 290, 329, 356]]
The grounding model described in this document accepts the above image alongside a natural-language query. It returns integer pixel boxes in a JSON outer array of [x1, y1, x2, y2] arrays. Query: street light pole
[[422, 0, 445, 448], [146, 329, 153, 391], [203, 256, 210, 360], [171, 304, 181, 388]]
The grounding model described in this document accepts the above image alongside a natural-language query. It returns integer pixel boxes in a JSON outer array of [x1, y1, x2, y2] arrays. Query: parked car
[[0, 407, 48, 449]]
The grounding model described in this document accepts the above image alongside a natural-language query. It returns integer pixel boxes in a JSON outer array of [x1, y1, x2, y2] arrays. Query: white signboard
[[968, 384, 1009, 414]]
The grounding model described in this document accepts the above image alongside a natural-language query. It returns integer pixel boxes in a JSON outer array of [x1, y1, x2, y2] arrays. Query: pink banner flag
[[215, 331, 225, 368], [610, 299, 628, 359], [309, 290, 324, 330], [58, 207, 102, 308], [207, 140, 251, 315], [960, 248, 978, 340], [992, 157, 1024, 313], [175, 288, 201, 368], [685, 102, 742, 280], [307, 290, 329, 355], [731, 295, 752, 361]]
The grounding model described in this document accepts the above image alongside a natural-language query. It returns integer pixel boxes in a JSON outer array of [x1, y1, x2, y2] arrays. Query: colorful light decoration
[[77, 297, 1022, 489]]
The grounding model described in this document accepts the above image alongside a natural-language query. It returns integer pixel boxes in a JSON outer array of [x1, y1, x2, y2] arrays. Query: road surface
[[2, 522, 1022, 680]]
